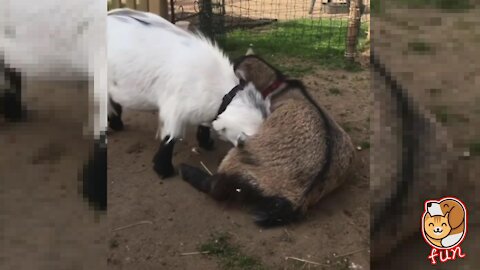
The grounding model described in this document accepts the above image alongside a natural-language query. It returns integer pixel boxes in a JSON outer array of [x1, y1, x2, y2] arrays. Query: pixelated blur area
[[371, 0, 479, 268], [1, 1, 107, 269]]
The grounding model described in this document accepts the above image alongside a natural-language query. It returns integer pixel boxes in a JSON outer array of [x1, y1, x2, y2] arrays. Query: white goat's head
[[213, 82, 271, 147]]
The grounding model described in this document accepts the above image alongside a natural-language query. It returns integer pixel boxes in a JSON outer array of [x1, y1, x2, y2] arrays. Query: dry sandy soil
[[0, 81, 107, 270], [106, 65, 371, 269], [372, 6, 480, 269]]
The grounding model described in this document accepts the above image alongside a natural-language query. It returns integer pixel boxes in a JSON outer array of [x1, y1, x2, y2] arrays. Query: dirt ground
[[372, 6, 480, 269], [0, 81, 107, 270], [106, 65, 371, 269]]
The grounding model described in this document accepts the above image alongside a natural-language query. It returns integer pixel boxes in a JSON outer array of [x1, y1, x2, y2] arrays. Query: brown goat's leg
[[179, 163, 212, 193]]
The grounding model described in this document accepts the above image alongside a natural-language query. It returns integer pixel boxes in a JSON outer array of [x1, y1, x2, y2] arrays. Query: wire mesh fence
[[108, 0, 370, 63]]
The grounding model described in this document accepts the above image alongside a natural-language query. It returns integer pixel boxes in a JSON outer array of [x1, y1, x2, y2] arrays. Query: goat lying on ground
[[180, 55, 355, 226], [107, 9, 271, 178], [0, 0, 107, 210]]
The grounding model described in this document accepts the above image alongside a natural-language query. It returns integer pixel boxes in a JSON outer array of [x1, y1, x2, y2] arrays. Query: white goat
[[107, 9, 270, 178], [0, 0, 107, 210]]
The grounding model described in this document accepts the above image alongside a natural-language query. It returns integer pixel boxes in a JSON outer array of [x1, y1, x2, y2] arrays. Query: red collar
[[262, 79, 284, 98]]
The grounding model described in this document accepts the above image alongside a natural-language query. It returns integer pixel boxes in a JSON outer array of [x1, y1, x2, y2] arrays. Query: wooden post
[[126, 0, 136, 9], [148, 0, 161, 14], [110, 0, 122, 9], [345, 0, 361, 62], [137, 0, 149, 11], [159, 0, 169, 19]]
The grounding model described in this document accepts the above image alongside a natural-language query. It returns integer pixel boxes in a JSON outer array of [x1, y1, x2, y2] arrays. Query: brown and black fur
[[180, 55, 355, 227]]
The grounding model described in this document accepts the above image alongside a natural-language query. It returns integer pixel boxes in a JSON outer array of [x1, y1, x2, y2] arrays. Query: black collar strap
[[215, 82, 246, 119]]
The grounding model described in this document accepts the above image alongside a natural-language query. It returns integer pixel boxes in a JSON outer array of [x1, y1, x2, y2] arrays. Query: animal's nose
[[427, 202, 432, 208]]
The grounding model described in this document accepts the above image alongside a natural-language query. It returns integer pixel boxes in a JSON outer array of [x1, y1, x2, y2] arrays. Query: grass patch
[[469, 141, 480, 156], [427, 88, 442, 96], [360, 141, 371, 149], [396, 0, 473, 11], [373, 0, 472, 16], [407, 41, 435, 54], [218, 18, 368, 73], [432, 106, 469, 124], [199, 232, 267, 270], [370, 0, 385, 15], [432, 106, 450, 123], [281, 63, 315, 77], [328, 87, 342, 96]]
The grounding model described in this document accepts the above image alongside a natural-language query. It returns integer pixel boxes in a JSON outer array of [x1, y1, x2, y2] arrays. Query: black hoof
[[153, 161, 175, 179], [153, 151, 175, 179], [108, 115, 124, 131], [152, 136, 176, 179], [4, 107, 27, 122], [2, 94, 27, 122], [82, 136, 107, 211], [199, 139, 215, 151], [197, 126, 215, 151]]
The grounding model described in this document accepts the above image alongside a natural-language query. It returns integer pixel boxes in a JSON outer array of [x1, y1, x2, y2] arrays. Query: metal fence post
[[199, 0, 214, 40]]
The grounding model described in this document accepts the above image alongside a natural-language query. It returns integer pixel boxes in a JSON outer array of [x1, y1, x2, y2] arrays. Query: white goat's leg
[[1, 64, 25, 121], [107, 96, 124, 131], [152, 113, 184, 179]]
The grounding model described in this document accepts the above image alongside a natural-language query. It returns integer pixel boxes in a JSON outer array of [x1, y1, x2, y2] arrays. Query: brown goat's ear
[[234, 56, 278, 92], [447, 205, 464, 229]]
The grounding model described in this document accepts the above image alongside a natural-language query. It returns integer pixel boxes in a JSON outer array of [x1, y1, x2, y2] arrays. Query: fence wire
[[109, 0, 370, 61]]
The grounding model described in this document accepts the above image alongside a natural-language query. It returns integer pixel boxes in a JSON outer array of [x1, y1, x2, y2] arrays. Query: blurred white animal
[[107, 8, 270, 178], [0, 0, 107, 210]]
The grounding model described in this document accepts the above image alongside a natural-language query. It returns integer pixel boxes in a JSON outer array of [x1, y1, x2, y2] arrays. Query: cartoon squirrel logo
[[422, 197, 467, 249]]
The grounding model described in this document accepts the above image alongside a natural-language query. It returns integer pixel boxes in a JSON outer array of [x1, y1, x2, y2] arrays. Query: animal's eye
[[221, 128, 226, 132], [443, 204, 449, 208], [442, 223, 447, 227], [429, 223, 434, 227]]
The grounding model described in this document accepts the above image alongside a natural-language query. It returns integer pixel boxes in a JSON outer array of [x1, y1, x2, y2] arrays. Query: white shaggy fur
[[107, 9, 267, 145], [0, 0, 107, 138], [213, 82, 271, 146]]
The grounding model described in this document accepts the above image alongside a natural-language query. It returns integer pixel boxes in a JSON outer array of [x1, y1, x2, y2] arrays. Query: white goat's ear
[[236, 132, 249, 148]]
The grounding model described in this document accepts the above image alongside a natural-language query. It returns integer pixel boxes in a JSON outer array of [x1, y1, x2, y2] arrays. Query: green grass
[[372, 0, 473, 13], [407, 41, 435, 54], [199, 233, 267, 270], [397, 0, 473, 11], [370, 0, 385, 15], [360, 141, 371, 149], [433, 106, 450, 123], [218, 18, 368, 74], [427, 88, 443, 96], [432, 106, 469, 124], [469, 141, 480, 156], [328, 87, 342, 95]]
